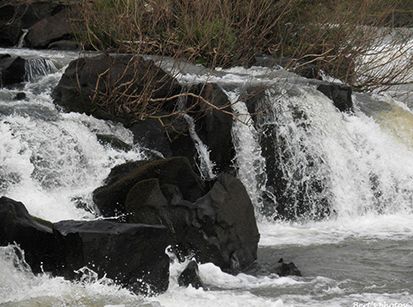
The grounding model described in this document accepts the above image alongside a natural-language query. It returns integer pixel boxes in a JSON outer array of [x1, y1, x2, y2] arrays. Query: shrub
[[72, 0, 412, 91]]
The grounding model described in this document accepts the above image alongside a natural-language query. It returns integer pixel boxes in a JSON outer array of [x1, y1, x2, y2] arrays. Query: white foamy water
[[1, 47, 413, 307], [0, 68, 145, 222]]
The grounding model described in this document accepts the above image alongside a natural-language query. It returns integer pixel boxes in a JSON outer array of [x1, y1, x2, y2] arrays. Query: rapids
[[0, 48, 412, 307]]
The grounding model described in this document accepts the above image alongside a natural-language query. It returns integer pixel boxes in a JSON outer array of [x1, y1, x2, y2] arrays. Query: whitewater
[[0, 47, 412, 307]]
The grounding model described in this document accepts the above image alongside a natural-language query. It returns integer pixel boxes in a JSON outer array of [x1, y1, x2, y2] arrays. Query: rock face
[[0, 54, 26, 86], [0, 197, 61, 273], [53, 54, 181, 122], [316, 82, 353, 113], [54, 220, 170, 294], [128, 119, 173, 157], [93, 157, 205, 216], [0, 1, 68, 47], [178, 261, 203, 289], [26, 9, 73, 49], [186, 83, 235, 173], [93, 157, 260, 273]]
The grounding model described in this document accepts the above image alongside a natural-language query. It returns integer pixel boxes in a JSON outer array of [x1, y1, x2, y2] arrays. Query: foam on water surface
[[1, 47, 413, 306]]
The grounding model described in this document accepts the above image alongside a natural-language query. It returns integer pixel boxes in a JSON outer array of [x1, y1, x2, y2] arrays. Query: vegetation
[[72, 0, 413, 91]]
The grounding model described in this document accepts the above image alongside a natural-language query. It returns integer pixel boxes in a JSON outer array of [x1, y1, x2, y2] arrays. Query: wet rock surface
[[54, 220, 170, 295], [0, 197, 61, 274], [0, 197, 171, 295], [178, 261, 203, 289], [94, 157, 259, 273]]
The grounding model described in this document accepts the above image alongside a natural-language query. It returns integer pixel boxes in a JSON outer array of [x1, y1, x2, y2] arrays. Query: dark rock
[[186, 83, 235, 173], [274, 258, 302, 277], [0, 1, 67, 47], [0, 197, 62, 274], [316, 82, 353, 112], [14, 92, 27, 100], [125, 171, 259, 273], [26, 9, 73, 49], [18, 2, 65, 29], [96, 134, 132, 151], [0, 4, 23, 47], [93, 157, 205, 217], [128, 119, 172, 157], [239, 85, 268, 122], [94, 157, 259, 272], [54, 220, 170, 295], [53, 54, 181, 123], [0, 54, 26, 86], [48, 39, 80, 50], [178, 261, 203, 289]]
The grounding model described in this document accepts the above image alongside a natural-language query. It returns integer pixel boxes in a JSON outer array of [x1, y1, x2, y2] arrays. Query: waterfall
[[228, 90, 268, 215], [232, 83, 413, 220], [16, 29, 29, 48], [182, 113, 216, 180], [24, 58, 58, 82], [1, 48, 413, 307]]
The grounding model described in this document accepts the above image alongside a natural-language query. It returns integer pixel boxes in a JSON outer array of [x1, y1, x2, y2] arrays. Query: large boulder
[[94, 158, 259, 273], [0, 1, 67, 47], [54, 220, 170, 295], [25, 9, 73, 49], [0, 54, 26, 86], [128, 174, 259, 272], [53, 54, 182, 123], [0, 197, 171, 295], [93, 157, 205, 217], [0, 197, 62, 273]]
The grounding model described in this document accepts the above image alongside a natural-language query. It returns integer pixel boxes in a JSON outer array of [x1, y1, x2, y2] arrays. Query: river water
[[0, 48, 412, 307]]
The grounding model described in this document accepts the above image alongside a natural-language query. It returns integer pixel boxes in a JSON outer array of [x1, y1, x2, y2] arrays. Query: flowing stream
[[0, 48, 412, 307]]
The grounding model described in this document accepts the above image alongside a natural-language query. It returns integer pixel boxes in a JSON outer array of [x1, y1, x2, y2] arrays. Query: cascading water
[[229, 90, 268, 215], [24, 58, 58, 82], [16, 29, 29, 49], [243, 85, 413, 220], [0, 48, 412, 307], [182, 113, 216, 180]]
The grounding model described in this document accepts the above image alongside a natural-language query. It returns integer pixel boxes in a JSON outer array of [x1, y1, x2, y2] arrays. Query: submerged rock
[[54, 220, 170, 295], [178, 261, 203, 289], [14, 92, 27, 100], [94, 157, 259, 273], [274, 258, 302, 277]]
